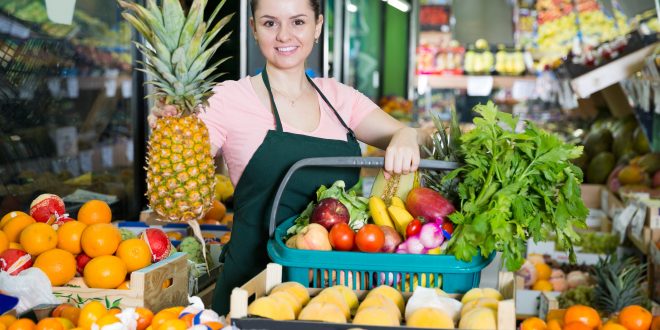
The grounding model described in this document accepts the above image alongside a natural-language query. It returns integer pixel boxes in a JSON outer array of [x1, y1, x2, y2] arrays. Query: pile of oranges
[[521, 304, 659, 330], [0, 301, 225, 330], [0, 199, 153, 289]]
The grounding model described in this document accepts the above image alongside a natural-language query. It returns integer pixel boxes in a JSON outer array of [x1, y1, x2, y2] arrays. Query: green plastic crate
[[266, 157, 495, 293]]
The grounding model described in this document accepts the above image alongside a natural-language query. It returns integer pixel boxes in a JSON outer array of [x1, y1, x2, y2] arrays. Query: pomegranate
[[140, 228, 172, 262], [30, 194, 66, 224], [0, 249, 33, 275]]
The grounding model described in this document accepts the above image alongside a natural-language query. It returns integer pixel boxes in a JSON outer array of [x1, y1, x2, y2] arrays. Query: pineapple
[[118, 0, 233, 222], [422, 107, 462, 204], [591, 257, 648, 315]]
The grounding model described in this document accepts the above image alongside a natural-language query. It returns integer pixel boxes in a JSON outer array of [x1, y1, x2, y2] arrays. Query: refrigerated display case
[[0, 0, 147, 219]]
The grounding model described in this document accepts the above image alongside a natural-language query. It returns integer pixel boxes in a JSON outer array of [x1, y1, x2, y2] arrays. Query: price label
[[629, 201, 646, 240], [613, 203, 638, 243]]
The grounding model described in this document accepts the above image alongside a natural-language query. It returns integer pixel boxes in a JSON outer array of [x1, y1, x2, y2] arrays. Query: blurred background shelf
[[420, 74, 537, 90]]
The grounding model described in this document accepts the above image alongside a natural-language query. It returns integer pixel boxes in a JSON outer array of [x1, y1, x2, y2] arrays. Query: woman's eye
[[294, 19, 305, 25], [264, 21, 275, 27]]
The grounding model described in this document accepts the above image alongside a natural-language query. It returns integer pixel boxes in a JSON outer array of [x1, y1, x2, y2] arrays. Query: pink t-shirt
[[199, 76, 377, 186]]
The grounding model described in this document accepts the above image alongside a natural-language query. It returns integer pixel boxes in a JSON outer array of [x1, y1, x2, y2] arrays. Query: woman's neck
[[264, 64, 309, 95]]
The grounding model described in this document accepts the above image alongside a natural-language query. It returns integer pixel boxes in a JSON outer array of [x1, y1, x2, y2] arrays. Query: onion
[[406, 236, 426, 254], [396, 241, 408, 254], [380, 226, 403, 253], [419, 222, 444, 249]]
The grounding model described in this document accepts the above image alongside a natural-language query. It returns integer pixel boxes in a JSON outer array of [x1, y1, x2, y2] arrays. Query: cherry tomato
[[441, 221, 454, 239], [355, 224, 385, 253], [329, 223, 355, 251], [406, 218, 423, 239]]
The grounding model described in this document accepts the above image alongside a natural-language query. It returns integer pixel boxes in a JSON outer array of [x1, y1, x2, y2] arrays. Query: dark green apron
[[211, 67, 362, 315]]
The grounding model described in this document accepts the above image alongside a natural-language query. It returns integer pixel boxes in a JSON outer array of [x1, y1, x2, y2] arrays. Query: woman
[[150, 0, 426, 315]]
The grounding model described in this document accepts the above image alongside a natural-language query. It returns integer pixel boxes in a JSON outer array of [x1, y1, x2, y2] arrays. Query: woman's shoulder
[[212, 76, 254, 96]]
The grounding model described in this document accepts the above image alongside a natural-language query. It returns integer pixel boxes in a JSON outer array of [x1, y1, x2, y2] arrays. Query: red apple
[[0, 249, 33, 275], [76, 253, 92, 276], [140, 228, 172, 262], [406, 187, 456, 224], [311, 198, 349, 231], [30, 194, 66, 224]]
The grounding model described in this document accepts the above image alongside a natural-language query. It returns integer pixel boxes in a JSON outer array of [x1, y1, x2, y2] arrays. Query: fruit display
[[464, 39, 495, 75], [523, 303, 657, 330], [379, 96, 414, 122], [517, 254, 592, 293], [246, 280, 508, 328], [119, 0, 233, 223], [494, 46, 528, 76]]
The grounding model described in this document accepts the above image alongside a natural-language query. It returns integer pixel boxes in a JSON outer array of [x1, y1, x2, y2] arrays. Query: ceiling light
[[387, 0, 410, 12]]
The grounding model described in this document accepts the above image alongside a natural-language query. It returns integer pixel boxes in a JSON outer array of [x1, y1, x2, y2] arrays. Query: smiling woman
[[148, 0, 429, 316]]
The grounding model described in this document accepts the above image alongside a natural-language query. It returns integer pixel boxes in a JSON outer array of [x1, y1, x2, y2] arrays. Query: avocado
[[583, 128, 613, 158], [612, 120, 638, 160], [586, 152, 616, 184], [633, 126, 651, 154], [638, 153, 660, 173], [572, 152, 589, 172]]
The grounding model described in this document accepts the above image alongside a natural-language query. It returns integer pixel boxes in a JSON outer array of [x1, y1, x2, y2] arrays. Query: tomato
[[441, 221, 454, 239], [355, 224, 384, 253], [329, 223, 355, 251], [406, 218, 423, 239]]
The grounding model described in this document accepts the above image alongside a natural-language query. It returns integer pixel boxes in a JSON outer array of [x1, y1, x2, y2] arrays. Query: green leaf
[[161, 0, 185, 50], [178, 0, 205, 48]]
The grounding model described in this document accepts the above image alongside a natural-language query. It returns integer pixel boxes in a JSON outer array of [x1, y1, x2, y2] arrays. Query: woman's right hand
[[148, 98, 178, 129]]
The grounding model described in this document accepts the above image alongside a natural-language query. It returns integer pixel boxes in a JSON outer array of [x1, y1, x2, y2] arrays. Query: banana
[[369, 196, 395, 229], [387, 205, 414, 236]]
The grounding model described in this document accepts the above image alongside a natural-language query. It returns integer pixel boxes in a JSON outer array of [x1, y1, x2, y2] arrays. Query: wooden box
[[230, 263, 516, 329], [52, 252, 188, 311]]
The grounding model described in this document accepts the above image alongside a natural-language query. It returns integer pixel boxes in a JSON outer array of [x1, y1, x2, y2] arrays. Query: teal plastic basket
[[266, 157, 495, 293]]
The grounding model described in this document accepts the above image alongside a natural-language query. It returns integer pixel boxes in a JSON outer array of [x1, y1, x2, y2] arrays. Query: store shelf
[[569, 43, 658, 98], [78, 75, 132, 91], [422, 74, 537, 90]]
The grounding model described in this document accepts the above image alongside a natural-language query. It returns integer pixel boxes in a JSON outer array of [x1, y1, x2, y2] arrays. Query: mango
[[269, 291, 302, 317], [357, 293, 401, 321], [328, 285, 359, 311], [368, 196, 395, 229], [366, 285, 405, 315], [311, 289, 350, 319], [387, 205, 414, 236], [247, 296, 294, 320], [407, 308, 455, 329], [298, 302, 347, 323], [459, 307, 497, 329], [270, 282, 310, 305], [460, 297, 499, 317], [460, 287, 502, 304], [353, 307, 400, 326]]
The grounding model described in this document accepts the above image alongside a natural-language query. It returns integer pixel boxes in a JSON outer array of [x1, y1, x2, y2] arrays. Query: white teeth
[[277, 46, 296, 52]]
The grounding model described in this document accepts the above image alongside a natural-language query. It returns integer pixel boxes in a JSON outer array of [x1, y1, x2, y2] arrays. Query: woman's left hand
[[384, 127, 420, 178]]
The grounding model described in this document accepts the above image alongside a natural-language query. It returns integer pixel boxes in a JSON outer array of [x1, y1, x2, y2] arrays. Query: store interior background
[[0, 0, 656, 220]]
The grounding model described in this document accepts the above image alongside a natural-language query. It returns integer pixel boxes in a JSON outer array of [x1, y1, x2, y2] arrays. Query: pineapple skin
[[147, 116, 215, 222]]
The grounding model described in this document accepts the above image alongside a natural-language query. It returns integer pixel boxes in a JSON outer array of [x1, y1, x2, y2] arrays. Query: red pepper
[[406, 218, 423, 239]]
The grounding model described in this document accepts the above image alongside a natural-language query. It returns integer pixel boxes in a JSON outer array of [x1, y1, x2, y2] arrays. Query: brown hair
[[250, 0, 321, 19]]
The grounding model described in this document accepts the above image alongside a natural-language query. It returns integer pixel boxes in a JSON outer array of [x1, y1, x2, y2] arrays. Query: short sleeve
[[342, 84, 378, 129], [198, 91, 227, 151]]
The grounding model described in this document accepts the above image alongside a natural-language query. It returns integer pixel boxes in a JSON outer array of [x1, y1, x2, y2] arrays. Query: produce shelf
[[419, 74, 537, 90], [569, 43, 658, 98]]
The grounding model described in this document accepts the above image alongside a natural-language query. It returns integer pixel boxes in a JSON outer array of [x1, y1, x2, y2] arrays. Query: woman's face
[[251, 0, 323, 70]]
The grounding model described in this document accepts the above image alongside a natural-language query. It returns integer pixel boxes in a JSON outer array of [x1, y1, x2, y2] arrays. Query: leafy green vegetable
[[287, 180, 369, 236], [443, 102, 589, 270]]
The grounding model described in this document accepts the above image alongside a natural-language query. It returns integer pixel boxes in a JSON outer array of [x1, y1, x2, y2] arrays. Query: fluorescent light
[[387, 0, 410, 12], [347, 2, 358, 12]]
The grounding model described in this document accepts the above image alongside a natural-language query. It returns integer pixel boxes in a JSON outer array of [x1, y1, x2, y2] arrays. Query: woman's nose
[[276, 25, 292, 42]]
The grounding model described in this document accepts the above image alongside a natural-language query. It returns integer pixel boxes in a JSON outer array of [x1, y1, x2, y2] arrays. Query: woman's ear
[[249, 17, 257, 40], [315, 14, 324, 40]]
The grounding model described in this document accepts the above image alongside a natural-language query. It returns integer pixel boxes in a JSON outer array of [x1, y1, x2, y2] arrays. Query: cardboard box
[[580, 184, 624, 231], [514, 275, 561, 319]]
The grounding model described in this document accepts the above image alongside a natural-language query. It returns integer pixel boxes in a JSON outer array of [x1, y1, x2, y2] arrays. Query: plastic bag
[[0, 268, 59, 314]]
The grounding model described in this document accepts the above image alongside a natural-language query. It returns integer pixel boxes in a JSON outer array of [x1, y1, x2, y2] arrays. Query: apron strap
[[261, 67, 356, 139]]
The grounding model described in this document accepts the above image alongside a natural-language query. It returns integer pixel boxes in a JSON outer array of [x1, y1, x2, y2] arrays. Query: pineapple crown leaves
[[118, 0, 234, 115], [590, 256, 648, 315]]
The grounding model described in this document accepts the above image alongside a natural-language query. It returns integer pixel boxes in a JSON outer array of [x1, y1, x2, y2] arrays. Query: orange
[[2, 215, 35, 243], [54, 318, 73, 330], [135, 307, 154, 330], [94, 314, 119, 328], [34, 249, 76, 286], [77, 200, 111, 225], [151, 311, 177, 330], [203, 322, 223, 330], [20, 223, 57, 256], [521, 317, 547, 330], [547, 319, 563, 330], [8, 242, 22, 250], [651, 316, 660, 330], [160, 307, 184, 316], [8, 319, 35, 330], [565, 305, 601, 329], [157, 319, 186, 330], [83, 255, 127, 289], [0, 211, 29, 229], [547, 309, 567, 322], [162, 278, 172, 288], [204, 200, 226, 220], [59, 306, 81, 325], [564, 322, 593, 330], [0, 315, 17, 328], [221, 213, 233, 224], [178, 314, 195, 328], [51, 304, 73, 318], [80, 224, 121, 257], [116, 280, 130, 290], [116, 238, 152, 272], [0, 231, 8, 254], [57, 221, 87, 255], [602, 323, 628, 330], [36, 318, 63, 330], [106, 309, 121, 317], [532, 279, 554, 292], [619, 305, 652, 330], [165, 232, 183, 241], [534, 262, 552, 281], [78, 301, 107, 330]]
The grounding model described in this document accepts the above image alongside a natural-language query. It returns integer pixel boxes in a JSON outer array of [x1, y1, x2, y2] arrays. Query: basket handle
[[268, 156, 460, 237]]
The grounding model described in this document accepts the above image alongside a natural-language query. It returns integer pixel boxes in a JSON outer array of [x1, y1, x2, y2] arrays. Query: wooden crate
[[230, 263, 516, 329], [52, 252, 188, 311], [514, 275, 561, 320]]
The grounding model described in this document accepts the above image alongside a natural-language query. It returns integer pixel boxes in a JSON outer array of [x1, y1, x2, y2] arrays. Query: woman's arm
[[353, 109, 429, 175]]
